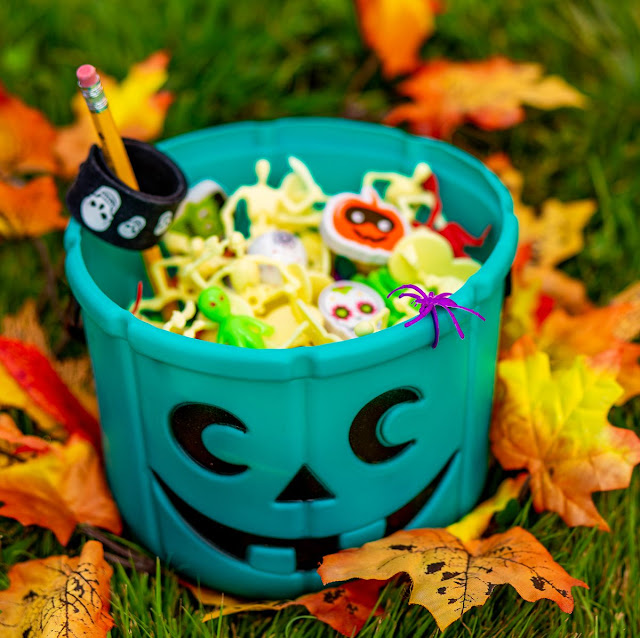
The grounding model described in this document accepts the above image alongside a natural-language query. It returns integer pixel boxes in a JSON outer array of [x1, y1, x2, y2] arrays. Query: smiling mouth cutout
[[353, 228, 387, 243], [152, 451, 457, 572]]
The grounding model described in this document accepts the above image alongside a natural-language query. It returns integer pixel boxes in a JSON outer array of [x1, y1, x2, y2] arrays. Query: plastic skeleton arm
[[221, 158, 328, 238], [363, 163, 437, 224]]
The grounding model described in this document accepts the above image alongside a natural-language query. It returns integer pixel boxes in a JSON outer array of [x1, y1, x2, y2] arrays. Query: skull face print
[[117, 215, 147, 239], [318, 281, 385, 339], [154, 211, 174, 236], [80, 186, 122, 232]]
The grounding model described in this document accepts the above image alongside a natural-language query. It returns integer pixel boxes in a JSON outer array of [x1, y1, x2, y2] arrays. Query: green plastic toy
[[172, 180, 225, 238], [197, 286, 274, 348]]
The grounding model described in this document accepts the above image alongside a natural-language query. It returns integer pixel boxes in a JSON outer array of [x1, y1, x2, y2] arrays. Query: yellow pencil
[[77, 64, 167, 304]]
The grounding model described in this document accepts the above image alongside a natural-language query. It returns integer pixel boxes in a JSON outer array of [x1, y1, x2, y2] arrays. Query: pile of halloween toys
[[130, 158, 488, 348]]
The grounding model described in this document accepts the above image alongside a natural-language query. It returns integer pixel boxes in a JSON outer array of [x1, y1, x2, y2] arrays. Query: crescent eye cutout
[[349, 388, 420, 464], [171, 403, 249, 475]]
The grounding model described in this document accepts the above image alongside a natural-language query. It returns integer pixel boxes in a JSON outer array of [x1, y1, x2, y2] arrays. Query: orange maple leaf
[[0, 540, 113, 637], [319, 526, 586, 630], [355, 0, 442, 78], [0, 416, 121, 544], [386, 57, 585, 138], [537, 304, 640, 404], [196, 580, 386, 636], [0, 176, 66, 240], [0, 84, 59, 176], [2, 300, 98, 417], [491, 338, 640, 530], [55, 51, 174, 177], [0, 336, 101, 447]]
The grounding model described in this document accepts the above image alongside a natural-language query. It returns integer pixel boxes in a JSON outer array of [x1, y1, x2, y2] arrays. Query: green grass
[[1, 0, 639, 635]]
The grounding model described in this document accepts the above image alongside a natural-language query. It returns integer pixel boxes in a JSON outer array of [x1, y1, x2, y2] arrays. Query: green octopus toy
[[197, 286, 274, 349]]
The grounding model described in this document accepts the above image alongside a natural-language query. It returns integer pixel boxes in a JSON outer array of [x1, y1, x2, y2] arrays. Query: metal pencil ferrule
[[79, 80, 108, 113]]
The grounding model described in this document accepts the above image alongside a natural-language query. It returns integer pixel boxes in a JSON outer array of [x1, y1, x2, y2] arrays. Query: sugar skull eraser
[[318, 280, 386, 339], [320, 186, 410, 265], [66, 138, 188, 250]]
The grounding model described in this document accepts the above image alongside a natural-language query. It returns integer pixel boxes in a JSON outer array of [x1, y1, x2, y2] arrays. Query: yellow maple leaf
[[446, 474, 528, 542], [355, 0, 441, 78], [0, 177, 66, 240], [520, 198, 597, 269], [54, 51, 173, 177], [0, 540, 113, 637], [486, 154, 596, 269], [319, 526, 586, 630], [386, 57, 586, 138], [491, 338, 640, 530]]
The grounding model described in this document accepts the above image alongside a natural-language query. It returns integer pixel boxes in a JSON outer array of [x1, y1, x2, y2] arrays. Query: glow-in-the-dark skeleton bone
[[220, 157, 327, 238], [388, 284, 485, 348]]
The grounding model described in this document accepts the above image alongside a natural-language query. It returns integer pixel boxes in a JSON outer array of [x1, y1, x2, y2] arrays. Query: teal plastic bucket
[[64, 118, 517, 598]]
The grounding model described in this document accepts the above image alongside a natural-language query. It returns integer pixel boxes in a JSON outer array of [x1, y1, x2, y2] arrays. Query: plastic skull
[[318, 280, 385, 339]]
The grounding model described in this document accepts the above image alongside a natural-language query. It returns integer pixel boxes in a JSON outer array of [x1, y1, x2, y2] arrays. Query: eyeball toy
[[318, 280, 385, 340], [320, 187, 410, 265], [248, 230, 308, 285]]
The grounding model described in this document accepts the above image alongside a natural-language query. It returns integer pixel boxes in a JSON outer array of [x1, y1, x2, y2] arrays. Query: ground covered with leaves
[[0, 0, 639, 636]]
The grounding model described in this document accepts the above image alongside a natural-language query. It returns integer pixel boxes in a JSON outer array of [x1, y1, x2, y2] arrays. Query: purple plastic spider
[[387, 284, 485, 348]]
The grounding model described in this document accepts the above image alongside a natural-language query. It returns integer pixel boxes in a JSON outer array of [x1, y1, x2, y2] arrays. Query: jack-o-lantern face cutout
[[320, 187, 410, 265], [152, 391, 457, 584]]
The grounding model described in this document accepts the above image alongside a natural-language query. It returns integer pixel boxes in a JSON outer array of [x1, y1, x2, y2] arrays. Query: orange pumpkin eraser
[[320, 187, 410, 264]]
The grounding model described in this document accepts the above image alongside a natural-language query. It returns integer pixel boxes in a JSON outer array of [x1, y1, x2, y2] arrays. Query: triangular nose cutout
[[276, 465, 335, 502]]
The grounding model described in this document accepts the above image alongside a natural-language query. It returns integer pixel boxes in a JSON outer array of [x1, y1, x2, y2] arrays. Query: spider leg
[[455, 306, 486, 321], [431, 307, 441, 348], [404, 310, 429, 327], [388, 284, 430, 301], [443, 306, 465, 339]]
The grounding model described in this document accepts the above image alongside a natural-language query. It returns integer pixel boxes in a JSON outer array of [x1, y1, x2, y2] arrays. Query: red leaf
[[0, 338, 101, 449]]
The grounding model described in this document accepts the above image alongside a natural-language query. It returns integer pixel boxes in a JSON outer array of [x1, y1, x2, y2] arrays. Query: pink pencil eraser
[[77, 64, 99, 87]]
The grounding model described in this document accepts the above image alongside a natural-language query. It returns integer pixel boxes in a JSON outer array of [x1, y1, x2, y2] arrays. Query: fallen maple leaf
[[487, 153, 594, 350], [486, 154, 596, 270], [386, 57, 586, 138], [518, 198, 597, 269], [0, 84, 59, 176], [355, 0, 442, 78], [0, 176, 66, 240], [2, 300, 98, 417], [446, 474, 528, 542], [0, 336, 101, 447], [0, 424, 121, 544], [319, 526, 586, 630], [0, 412, 51, 459], [491, 338, 640, 530], [537, 304, 640, 405], [611, 282, 640, 341], [198, 580, 386, 636], [55, 51, 173, 177], [0, 540, 114, 637]]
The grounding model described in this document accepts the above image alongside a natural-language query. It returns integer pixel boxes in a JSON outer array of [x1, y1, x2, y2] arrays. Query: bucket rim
[[64, 117, 518, 379]]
